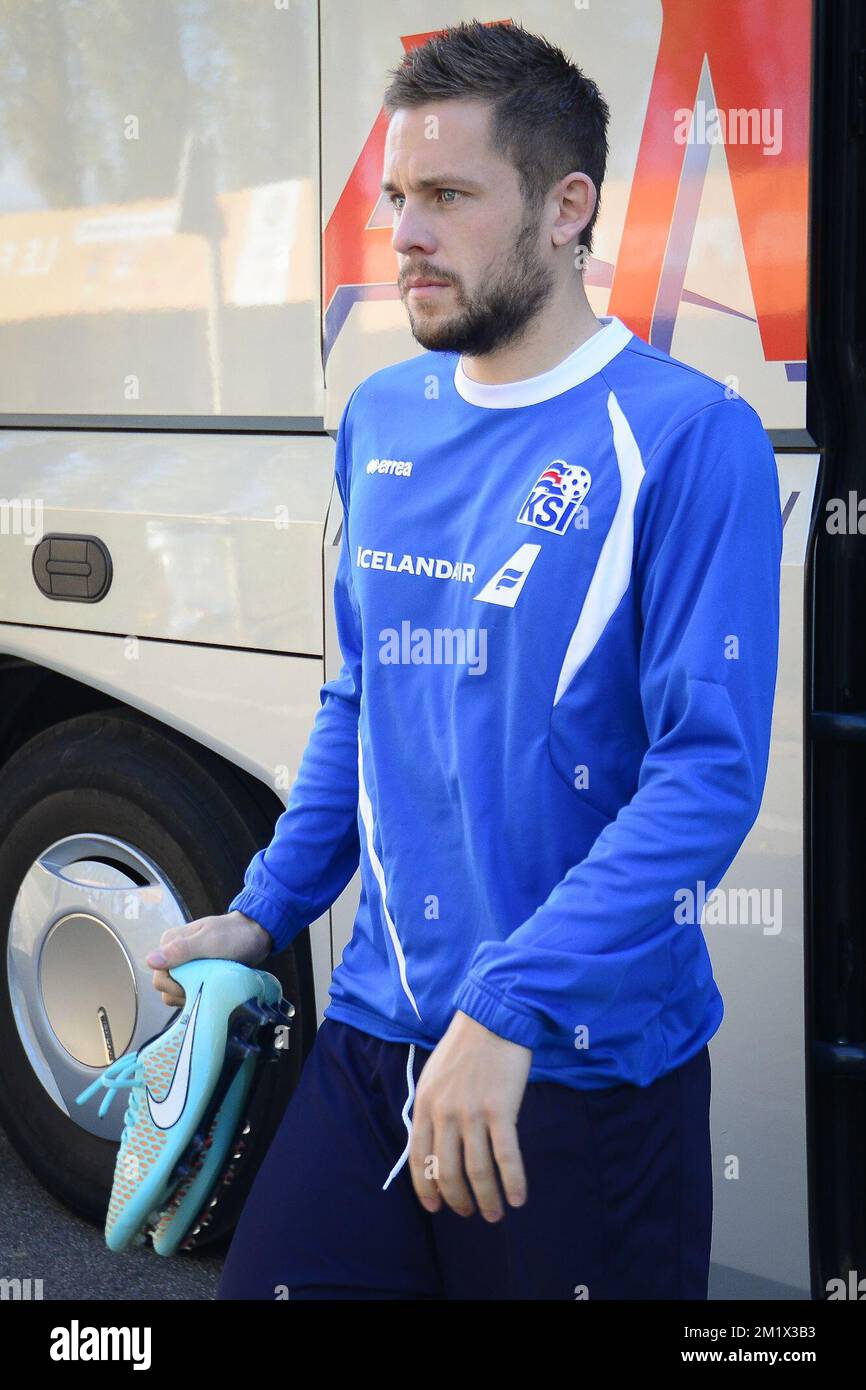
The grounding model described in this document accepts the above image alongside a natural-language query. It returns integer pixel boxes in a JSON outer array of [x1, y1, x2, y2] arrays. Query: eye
[[388, 189, 464, 211]]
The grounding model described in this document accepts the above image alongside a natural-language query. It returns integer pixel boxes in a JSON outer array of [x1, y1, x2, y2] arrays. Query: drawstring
[[382, 1044, 416, 1191]]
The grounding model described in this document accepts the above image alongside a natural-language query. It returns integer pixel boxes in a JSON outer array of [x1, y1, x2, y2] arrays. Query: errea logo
[[366, 457, 413, 476]]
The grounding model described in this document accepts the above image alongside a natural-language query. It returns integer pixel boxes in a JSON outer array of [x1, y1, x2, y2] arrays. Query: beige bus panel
[[0, 429, 334, 655], [705, 455, 818, 1299]]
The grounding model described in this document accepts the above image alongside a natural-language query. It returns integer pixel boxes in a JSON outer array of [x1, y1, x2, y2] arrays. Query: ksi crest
[[516, 460, 591, 535]]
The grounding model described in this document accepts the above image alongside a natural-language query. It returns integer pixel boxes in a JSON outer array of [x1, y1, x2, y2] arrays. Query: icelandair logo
[[517, 461, 591, 535], [356, 545, 475, 582], [473, 544, 542, 607], [366, 457, 413, 476]]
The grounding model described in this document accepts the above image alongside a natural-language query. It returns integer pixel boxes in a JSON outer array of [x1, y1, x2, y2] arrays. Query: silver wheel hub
[[8, 834, 190, 1140]]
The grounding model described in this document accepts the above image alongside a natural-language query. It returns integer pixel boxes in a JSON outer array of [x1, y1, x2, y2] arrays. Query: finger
[[146, 925, 203, 972], [157, 921, 201, 947], [462, 1119, 503, 1222], [158, 989, 184, 1008], [489, 1119, 527, 1208], [432, 1117, 475, 1217], [158, 986, 184, 1007], [407, 1102, 441, 1212], [151, 967, 185, 1006]]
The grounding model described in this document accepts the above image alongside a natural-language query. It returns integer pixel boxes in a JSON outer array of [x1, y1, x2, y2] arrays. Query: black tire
[[0, 708, 308, 1249]]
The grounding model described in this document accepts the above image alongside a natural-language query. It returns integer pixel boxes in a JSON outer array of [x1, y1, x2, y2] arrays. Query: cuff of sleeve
[[226, 886, 302, 955], [452, 974, 548, 1051]]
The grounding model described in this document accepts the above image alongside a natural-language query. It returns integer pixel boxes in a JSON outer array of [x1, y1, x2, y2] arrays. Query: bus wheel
[[0, 709, 305, 1249]]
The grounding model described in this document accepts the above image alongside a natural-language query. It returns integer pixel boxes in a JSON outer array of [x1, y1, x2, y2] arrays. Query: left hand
[[408, 1010, 532, 1222]]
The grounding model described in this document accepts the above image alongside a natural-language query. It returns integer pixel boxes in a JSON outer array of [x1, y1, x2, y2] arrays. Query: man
[[148, 20, 782, 1300]]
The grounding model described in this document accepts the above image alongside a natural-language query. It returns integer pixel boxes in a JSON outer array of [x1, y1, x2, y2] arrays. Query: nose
[[392, 201, 437, 262]]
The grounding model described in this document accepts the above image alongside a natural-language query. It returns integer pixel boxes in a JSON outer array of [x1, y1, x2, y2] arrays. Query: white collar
[[453, 314, 632, 408]]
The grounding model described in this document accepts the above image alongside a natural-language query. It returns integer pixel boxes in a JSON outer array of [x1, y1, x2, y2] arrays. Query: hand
[[145, 910, 273, 1007], [408, 1010, 531, 1223]]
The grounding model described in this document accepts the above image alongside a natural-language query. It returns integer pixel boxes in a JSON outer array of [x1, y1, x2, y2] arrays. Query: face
[[382, 99, 559, 356]]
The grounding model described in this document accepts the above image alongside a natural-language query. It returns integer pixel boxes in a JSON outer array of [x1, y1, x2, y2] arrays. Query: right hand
[[145, 910, 274, 1008]]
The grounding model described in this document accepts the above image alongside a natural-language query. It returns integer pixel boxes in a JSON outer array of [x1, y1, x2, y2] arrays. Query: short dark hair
[[382, 19, 610, 256]]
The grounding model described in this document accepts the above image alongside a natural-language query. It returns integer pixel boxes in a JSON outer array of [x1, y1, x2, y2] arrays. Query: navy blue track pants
[[216, 1017, 712, 1301]]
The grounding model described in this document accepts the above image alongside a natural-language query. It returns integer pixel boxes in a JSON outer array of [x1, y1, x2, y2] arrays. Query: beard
[[400, 210, 556, 357]]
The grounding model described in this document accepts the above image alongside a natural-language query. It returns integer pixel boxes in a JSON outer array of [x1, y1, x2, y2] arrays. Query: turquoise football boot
[[75, 959, 291, 1253], [149, 970, 293, 1256]]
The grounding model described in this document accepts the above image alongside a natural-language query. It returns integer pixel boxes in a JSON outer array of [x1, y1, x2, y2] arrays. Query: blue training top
[[228, 314, 783, 1089]]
